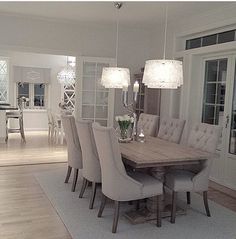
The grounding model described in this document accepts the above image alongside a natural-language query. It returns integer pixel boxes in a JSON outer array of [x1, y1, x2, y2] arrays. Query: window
[[186, 29, 236, 50], [17, 83, 47, 109], [0, 58, 9, 102]]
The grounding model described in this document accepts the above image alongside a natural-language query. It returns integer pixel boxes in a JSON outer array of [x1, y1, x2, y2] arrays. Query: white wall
[[0, 13, 154, 121], [0, 50, 67, 130]]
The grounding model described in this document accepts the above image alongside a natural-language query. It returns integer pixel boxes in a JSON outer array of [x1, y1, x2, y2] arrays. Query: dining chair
[[47, 109, 54, 142], [61, 115, 83, 192], [52, 113, 64, 144], [164, 122, 222, 223], [157, 117, 185, 144], [137, 113, 159, 136], [76, 120, 102, 209], [92, 123, 163, 233], [5, 98, 26, 143]]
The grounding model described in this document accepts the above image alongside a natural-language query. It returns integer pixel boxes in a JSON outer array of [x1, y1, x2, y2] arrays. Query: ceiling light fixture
[[101, 2, 130, 89], [142, 4, 183, 89], [57, 56, 76, 86]]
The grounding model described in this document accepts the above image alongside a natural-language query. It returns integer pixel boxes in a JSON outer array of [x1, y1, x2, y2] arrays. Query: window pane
[[216, 83, 226, 105], [218, 30, 235, 44], [188, 38, 201, 49], [206, 60, 217, 82], [218, 59, 227, 82], [205, 83, 216, 104], [202, 34, 217, 47], [34, 84, 45, 107], [202, 104, 215, 124]]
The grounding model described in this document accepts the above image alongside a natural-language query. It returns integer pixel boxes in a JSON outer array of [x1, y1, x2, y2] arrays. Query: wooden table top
[[120, 136, 213, 168]]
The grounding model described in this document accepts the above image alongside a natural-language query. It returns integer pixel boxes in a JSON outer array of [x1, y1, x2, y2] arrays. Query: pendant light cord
[[163, 3, 168, 60], [115, 6, 119, 67]]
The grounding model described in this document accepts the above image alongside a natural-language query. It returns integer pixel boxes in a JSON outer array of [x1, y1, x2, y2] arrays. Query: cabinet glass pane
[[95, 106, 108, 118], [95, 119, 107, 126], [206, 60, 217, 82], [82, 105, 94, 118], [83, 62, 96, 76], [83, 76, 95, 91], [205, 83, 216, 104], [218, 59, 227, 82], [82, 91, 95, 105], [96, 92, 108, 105]]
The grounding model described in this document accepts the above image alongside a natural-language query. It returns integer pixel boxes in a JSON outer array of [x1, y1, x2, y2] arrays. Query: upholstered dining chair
[[92, 123, 163, 233], [137, 113, 159, 136], [164, 123, 222, 223], [76, 120, 101, 209], [61, 115, 83, 192], [157, 117, 186, 144]]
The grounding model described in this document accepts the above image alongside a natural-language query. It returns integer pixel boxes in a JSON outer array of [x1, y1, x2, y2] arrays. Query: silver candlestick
[[122, 81, 139, 141]]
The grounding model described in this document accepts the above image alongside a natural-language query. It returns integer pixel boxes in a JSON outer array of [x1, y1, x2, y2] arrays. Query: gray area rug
[[35, 168, 236, 239]]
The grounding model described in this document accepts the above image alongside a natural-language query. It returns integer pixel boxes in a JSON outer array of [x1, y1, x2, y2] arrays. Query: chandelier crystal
[[57, 65, 75, 85]]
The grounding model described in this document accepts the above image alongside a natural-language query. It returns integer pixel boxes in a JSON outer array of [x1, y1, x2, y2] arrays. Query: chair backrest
[[187, 123, 222, 191], [187, 123, 222, 153], [47, 109, 53, 125], [157, 117, 185, 143], [137, 113, 159, 136], [76, 120, 101, 182], [61, 115, 82, 169], [92, 123, 141, 201]]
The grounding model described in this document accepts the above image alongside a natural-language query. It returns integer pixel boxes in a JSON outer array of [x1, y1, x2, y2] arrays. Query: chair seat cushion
[[165, 170, 195, 192], [128, 171, 163, 198]]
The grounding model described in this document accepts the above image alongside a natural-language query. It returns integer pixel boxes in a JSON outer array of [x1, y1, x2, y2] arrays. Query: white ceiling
[[0, 2, 233, 28]]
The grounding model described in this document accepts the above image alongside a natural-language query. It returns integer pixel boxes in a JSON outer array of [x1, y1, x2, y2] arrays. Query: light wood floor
[[0, 132, 235, 239], [0, 131, 67, 166]]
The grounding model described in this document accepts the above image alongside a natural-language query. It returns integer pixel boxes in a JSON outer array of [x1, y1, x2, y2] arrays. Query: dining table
[[119, 136, 214, 224]]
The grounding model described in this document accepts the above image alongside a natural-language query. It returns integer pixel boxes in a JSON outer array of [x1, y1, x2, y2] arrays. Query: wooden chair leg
[[89, 182, 97, 209], [171, 191, 177, 224], [112, 201, 120, 233], [98, 194, 107, 218], [64, 166, 72, 183], [187, 191, 191, 205], [71, 168, 79, 192], [203, 191, 211, 217], [156, 195, 162, 227], [79, 178, 88, 198]]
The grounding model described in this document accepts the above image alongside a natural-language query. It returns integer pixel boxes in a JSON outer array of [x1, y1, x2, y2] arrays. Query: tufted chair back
[[158, 117, 185, 144], [188, 123, 222, 191], [137, 113, 159, 136], [76, 120, 101, 183], [187, 123, 222, 153], [92, 123, 146, 201], [61, 115, 82, 169]]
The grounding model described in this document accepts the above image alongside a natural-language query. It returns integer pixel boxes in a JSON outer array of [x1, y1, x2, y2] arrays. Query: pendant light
[[142, 4, 183, 89], [57, 56, 76, 86], [101, 2, 130, 89]]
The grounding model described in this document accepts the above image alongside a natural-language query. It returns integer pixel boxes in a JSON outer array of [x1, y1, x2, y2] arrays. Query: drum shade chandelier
[[143, 4, 183, 89], [101, 2, 130, 89]]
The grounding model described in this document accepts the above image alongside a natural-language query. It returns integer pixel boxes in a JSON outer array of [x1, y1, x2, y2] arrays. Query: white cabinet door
[[76, 57, 115, 127]]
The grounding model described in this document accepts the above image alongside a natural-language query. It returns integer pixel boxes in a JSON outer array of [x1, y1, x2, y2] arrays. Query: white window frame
[[16, 82, 48, 109]]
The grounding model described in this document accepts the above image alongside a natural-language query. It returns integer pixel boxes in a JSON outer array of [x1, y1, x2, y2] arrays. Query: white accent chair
[[61, 115, 83, 192], [76, 120, 101, 209], [137, 113, 159, 136], [92, 123, 163, 233], [157, 117, 186, 144], [164, 123, 222, 223]]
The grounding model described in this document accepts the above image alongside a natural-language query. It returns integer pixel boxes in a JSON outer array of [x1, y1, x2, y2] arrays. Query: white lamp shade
[[57, 65, 75, 85], [101, 67, 130, 88], [143, 60, 183, 89]]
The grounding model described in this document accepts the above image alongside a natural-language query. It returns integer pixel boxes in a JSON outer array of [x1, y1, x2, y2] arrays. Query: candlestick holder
[[122, 81, 139, 141]]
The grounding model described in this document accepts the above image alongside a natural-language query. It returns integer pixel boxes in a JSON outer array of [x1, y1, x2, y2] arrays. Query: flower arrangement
[[115, 114, 134, 141]]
